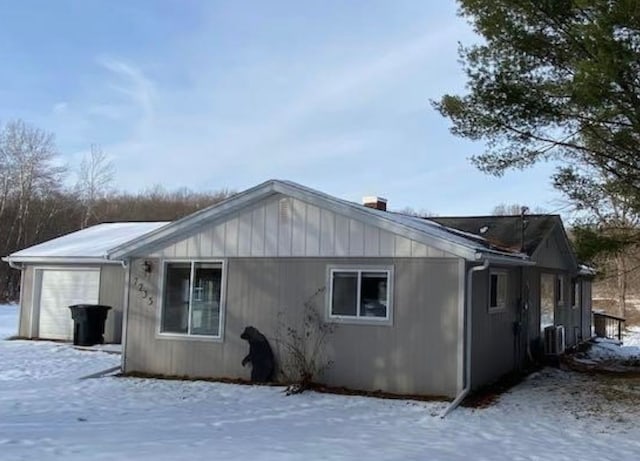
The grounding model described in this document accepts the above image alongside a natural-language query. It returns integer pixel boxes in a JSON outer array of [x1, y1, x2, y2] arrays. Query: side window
[[489, 271, 508, 312], [329, 267, 392, 322], [556, 275, 565, 306], [571, 279, 580, 309]]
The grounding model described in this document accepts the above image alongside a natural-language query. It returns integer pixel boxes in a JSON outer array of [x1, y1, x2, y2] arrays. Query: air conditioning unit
[[544, 325, 566, 355]]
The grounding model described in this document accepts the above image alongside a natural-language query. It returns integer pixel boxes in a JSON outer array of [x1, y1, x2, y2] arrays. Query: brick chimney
[[362, 196, 387, 211]]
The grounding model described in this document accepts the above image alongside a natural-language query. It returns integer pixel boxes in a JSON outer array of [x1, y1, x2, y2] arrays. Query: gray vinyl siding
[[124, 257, 462, 398], [524, 267, 541, 352], [145, 195, 454, 260], [469, 265, 522, 390], [98, 265, 126, 343], [529, 226, 587, 350], [18, 266, 33, 337], [581, 280, 593, 340], [15, 263, 125, 342], [532, 228, 575, 271]]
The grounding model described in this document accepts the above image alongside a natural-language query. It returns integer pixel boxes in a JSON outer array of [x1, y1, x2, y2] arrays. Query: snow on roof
[[6, 222, 169, 262]]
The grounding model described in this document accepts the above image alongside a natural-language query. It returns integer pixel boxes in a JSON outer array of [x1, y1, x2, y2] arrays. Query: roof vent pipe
[[362, 196, 387, 211]]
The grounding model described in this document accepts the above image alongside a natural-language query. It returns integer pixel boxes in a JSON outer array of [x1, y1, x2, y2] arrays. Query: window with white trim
[[571, 279, 580, 309], [329, 268, 391, 320], [556, 275, 565, 306], [160, 261, 223, 337], [489, 271, 508, 311]]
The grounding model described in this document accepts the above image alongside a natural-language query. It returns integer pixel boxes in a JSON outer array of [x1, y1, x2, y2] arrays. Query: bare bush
[[276, 287, 336, 394]]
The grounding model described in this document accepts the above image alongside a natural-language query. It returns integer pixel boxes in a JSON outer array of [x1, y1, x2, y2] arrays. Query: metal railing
[[593, 312, 625, 341]]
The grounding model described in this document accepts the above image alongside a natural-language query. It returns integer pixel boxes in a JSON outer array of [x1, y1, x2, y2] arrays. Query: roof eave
[[107, 180, 532, 262], [478, 251, 535, 266], [3, 256, 121, 265]]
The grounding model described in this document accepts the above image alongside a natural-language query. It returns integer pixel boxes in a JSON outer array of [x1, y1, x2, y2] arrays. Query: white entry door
[[37, 269, 100, 340]]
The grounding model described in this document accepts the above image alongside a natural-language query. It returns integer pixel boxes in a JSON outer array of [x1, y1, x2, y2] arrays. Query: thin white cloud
[[83, 24, 466, 192], [52, 102, 68, 115], [95, 56, 156, 136], [39, 7, 562, 215]]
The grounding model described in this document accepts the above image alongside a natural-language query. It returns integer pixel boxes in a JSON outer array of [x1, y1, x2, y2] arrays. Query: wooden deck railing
[[593, 312, 625, 341]]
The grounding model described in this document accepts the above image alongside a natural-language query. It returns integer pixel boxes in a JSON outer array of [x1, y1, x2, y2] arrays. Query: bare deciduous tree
[[0, 120, 66, 299], [76, 145, 115, 228]]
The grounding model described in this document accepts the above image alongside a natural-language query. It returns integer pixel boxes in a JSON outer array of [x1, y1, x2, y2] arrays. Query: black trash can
[[69, 304, 111, 346]]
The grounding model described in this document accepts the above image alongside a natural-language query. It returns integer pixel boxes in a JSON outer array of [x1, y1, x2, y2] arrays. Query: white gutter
[[2, 257, 23, 270], [441, 258, 490, 418], [3, 257, 123, 265]]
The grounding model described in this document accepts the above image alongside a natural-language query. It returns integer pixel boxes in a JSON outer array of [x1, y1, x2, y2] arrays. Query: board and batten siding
[[124, 257, 463, 398], [146, 195, 454, 259], [469, 264, 522, 390]]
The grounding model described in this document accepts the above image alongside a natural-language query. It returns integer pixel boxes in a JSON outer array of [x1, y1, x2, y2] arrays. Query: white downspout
[[120, 259, 131, 373], [441, 258, 489, 418]]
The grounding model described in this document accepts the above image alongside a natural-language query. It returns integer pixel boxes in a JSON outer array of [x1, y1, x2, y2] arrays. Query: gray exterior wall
[[15, 263, 125, 343], [468, 260, 593, 389], [17, 266, 33, 337], [529, 225, 590, 350], [99, 264, 126, 343], [124, 257, 463, 398], [469, 264, 522, 390], [581, 279, 593, 340]]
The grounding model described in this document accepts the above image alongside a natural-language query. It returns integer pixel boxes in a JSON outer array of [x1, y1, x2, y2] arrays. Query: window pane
[[572, 280, 580, 307], [541, 273, 555, 329], [360, 272, 388, 318], [497, 274, 507, 307], [190, 263, 222, 336], [331, 272, 357, 316], [490, 274, 498, 307], [490, 273, 507, 309], [556, 276, 564, 304], [161, 263, 191, 334]]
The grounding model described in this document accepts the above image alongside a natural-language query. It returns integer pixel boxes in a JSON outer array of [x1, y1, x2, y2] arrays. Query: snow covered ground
[[1, 304, 640, 461]]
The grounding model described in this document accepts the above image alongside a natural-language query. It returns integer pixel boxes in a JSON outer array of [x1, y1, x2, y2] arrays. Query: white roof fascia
[[108, 182, 279, 259], [274, 182, 534, 264], [270, 181, 482, 259], [108, 179, 530, 264], [478, 252, 535, 266], [3, 256, 122, 265]]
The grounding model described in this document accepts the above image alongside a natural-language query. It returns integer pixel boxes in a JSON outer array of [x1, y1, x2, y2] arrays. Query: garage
[[37, 268, 100, 340], [3, 221, 169, 343]]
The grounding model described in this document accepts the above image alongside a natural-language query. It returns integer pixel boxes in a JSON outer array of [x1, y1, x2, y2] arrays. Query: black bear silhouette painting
[[240, 326, 275, 383]]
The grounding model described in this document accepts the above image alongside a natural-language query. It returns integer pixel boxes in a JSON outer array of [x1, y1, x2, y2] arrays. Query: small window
[[489, 271, 508, 312], [329, 268, 391, 321], [571, 279, 580, 309], [160, 261, 223, 337], [556, 275, 565, 306]]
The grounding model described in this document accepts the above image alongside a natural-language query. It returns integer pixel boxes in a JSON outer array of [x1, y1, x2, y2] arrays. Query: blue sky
[[0, 0, 566, 216]]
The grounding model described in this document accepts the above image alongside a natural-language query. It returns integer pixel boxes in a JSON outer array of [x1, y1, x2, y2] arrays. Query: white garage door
[[38, 269, 100, 340]]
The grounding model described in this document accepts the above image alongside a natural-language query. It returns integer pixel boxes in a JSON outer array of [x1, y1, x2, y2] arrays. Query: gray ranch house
[[4, 222, 168, 343], [102, 180, 593, 403]]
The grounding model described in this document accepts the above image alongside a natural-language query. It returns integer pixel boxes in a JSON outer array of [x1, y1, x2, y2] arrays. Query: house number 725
[[133, 277, 154, 306]]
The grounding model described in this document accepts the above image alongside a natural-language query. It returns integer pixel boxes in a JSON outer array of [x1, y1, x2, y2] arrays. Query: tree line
[[0, 120, 230, 301]]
